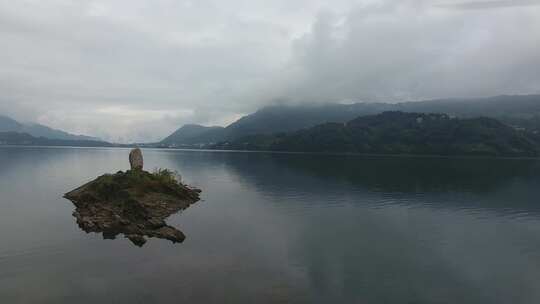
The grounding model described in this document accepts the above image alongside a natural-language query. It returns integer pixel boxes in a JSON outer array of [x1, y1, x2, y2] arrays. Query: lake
[[1, 147, 540, 303]]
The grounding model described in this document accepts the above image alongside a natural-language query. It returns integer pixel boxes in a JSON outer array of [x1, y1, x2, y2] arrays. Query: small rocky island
[[64, 148, 201, 246]]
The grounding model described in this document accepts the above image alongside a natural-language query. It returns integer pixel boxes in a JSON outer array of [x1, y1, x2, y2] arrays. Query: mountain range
[[3, 94, 540, 151], [213, 111, 540, 157], [0, 131, 112, 147], [160, 94, 540, 147], [0, 115, 100, 141]]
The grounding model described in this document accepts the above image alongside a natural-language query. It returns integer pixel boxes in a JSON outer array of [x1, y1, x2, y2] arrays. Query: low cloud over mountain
[[1, 0, 539, 142]]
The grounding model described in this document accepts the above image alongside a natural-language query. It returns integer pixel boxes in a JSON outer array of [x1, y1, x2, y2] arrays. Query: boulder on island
[[64, 150, 201, 247], [129, 148, 144, 170]]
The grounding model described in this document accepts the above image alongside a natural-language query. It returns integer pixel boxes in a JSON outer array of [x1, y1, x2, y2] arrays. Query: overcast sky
[[1, 0, 539, 142]]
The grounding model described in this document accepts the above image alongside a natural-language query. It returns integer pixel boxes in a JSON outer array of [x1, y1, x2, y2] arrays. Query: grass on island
[[82, 168, 194, 204]]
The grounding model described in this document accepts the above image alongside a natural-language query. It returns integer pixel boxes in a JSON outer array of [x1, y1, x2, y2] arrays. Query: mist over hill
[[214, 111, 540, 157], [161, 94, 540, 147], [0, 115, 101, 141], [0, 132, 112, 147], [160, 124, 225, 146]]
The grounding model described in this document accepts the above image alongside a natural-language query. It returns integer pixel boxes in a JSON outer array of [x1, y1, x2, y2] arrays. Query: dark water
[[1, 147, 540, 303]]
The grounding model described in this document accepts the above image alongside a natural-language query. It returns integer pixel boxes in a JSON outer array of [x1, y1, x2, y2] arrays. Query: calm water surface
[[1, 147, 540, 303]]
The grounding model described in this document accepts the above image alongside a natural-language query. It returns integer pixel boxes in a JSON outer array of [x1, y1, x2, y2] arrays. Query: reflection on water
[[212, 153, 540, 216], [1, 147, 540, 303]]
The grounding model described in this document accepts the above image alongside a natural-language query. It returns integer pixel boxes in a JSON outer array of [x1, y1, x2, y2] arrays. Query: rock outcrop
[[64, 151, 201, 246]]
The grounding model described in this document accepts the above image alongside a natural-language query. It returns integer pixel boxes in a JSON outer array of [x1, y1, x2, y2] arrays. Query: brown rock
[[129, 148, 144, 170]]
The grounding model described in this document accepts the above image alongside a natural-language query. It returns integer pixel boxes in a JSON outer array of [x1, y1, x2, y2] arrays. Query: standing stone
[[129, 148, 144, 170]]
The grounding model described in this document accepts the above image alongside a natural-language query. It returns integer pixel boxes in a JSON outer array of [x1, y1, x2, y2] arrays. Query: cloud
[[438, 0, 540, 10], [262, 0, 540, 102], [0, 0, 539, 142]]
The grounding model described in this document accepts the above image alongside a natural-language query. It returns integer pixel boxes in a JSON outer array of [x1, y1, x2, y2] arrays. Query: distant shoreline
[[2, 144, 540, 160]]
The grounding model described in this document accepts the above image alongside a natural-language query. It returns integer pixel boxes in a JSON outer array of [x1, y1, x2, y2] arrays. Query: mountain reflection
[[164, 152, 540, 217]]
